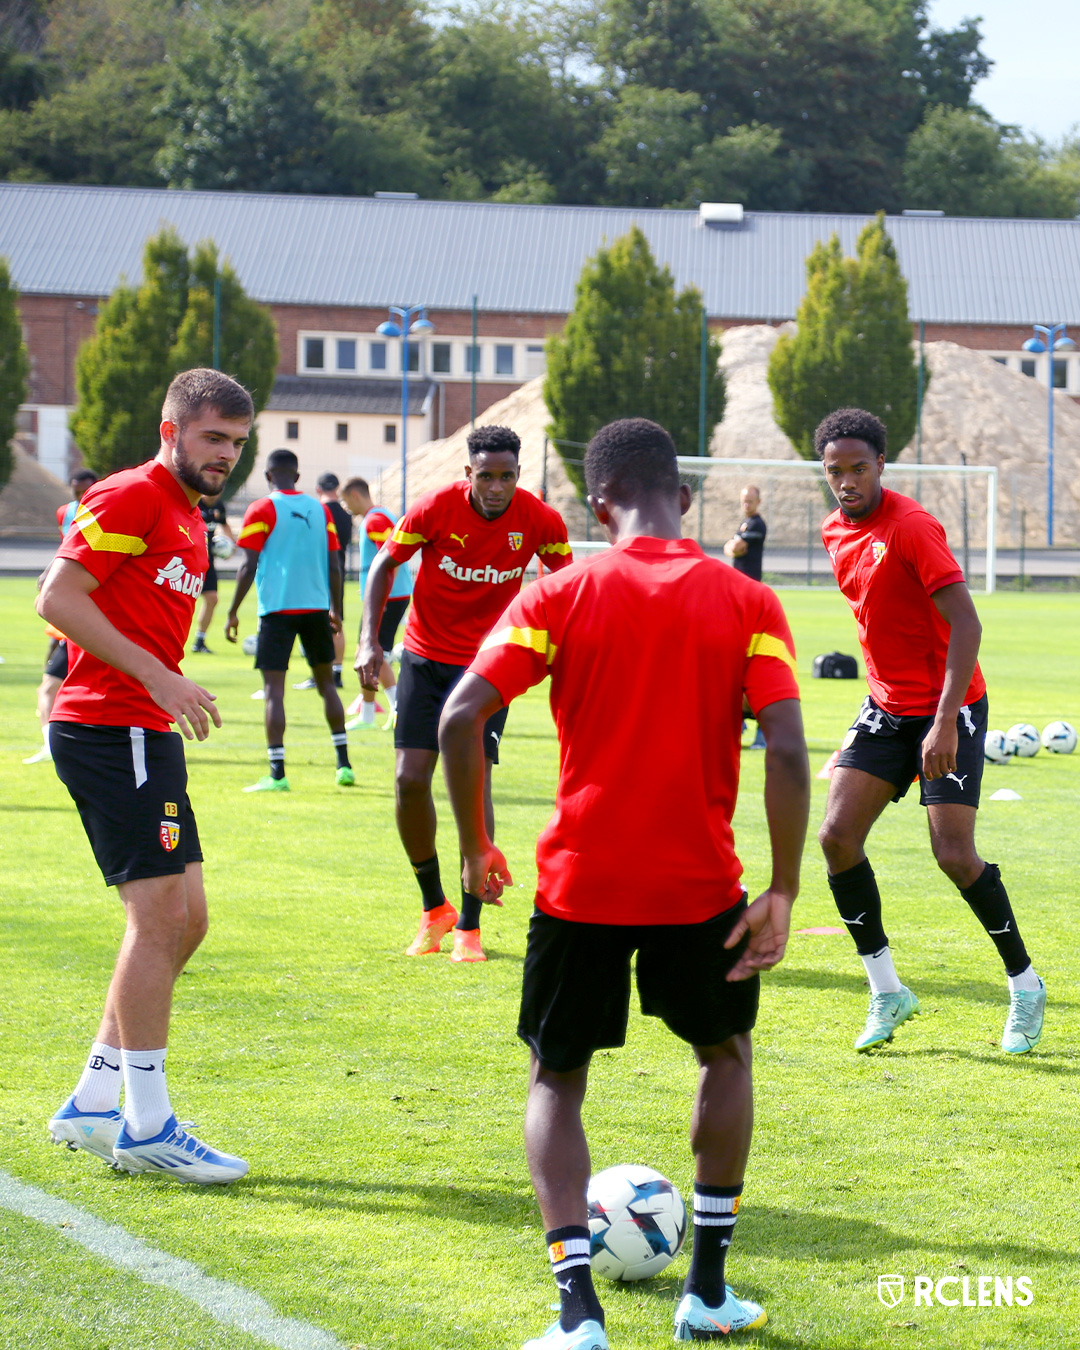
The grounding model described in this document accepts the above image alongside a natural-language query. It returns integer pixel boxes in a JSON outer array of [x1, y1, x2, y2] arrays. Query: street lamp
[[1021, 323, 1076, 546], [377, 305, 435, 514]]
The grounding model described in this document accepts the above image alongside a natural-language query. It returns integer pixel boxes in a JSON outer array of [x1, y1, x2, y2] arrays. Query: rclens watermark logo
[[878, 1275, 1033, 1308]]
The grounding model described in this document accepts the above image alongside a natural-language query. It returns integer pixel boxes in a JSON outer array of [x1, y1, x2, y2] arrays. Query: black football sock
[[412, 855, 446, 912], [828, 858, 888, 954], [457, 888, 483, 931], [959, 862, 1031, 976], [331, 731, 351, 770], [545, 1226, 604, 1332], [268, 745, 285, 781], [683, 1184, 741, 1307]]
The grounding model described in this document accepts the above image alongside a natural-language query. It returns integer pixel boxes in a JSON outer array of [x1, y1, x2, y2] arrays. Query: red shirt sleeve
[[385, 497, 431, 563], [743, 588, 800, 716], [55, 478, 159, 587], [534, 501, 573, 571], [237, 498, 277, 554], [470, 585, 554, 705], [323, 503, 341, 552], [897, 511, 965, 595], [366, 510, 396, 545], [56, 504, 66, 535]]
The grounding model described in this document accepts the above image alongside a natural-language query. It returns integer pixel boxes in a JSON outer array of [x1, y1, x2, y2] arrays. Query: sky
[[928, 0, 1080, 143]]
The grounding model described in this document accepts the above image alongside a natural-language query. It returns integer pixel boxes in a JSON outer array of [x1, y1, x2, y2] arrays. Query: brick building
[[3, 183, 1079, 490]]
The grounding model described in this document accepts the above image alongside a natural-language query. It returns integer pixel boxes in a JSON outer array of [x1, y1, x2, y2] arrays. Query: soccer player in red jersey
[[358, 425, 572, 963], [38, 368, 252, 1184], [816, 408, 1045, 1055], [440, 419, 810, 1349]]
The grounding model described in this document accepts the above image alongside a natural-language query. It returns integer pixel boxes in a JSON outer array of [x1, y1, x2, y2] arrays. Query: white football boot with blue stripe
[[48, 1095, 123, 1162], [112, 1114, 249, 1184], [674, 1288, 768, 1339]]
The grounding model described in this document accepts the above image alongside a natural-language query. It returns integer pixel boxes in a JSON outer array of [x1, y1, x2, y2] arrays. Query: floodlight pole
[[1022, 322, 1074, 547], [378, 304, 434, 515]]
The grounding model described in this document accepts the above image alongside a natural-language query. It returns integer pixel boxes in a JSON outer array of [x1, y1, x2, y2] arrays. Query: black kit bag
[[812, 651, 858, 679]]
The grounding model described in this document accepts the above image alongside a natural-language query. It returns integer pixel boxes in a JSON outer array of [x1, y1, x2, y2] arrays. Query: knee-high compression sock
[[412, 855, 446, 912], [457, 888, 483, 931], [331, 731, 351, 770], [959, 862, 1032, 978], [683, 1184, 742, 1307], [828, 858, 900, 994], [546, 1227, 604, 1332]]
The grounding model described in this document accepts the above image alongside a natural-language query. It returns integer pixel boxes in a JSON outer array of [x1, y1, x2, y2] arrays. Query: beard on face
[[174, 429, 233, 497]]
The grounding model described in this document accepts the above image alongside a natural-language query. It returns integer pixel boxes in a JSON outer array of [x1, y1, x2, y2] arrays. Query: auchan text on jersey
[[438, 556, 523, 584]]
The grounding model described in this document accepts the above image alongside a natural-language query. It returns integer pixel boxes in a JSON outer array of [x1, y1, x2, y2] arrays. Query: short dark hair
[[316, 472, 340, 492], [70, 469, 97, 486], [584, 418, 679, 502], [266, 448, 299, 475], [342, 477, 370, 496], [813, 408, 887, 460], [161, 368, 254, 429], [467, 425, 520, 459]]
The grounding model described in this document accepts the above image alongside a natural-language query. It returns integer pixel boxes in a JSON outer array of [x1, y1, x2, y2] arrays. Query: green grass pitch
[[1, 576, 1078, 1350]]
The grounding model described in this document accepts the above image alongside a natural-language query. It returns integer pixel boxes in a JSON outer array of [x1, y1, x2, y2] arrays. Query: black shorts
[[203, 556, 219, 593], [45, 639, 68, 680], [51, 722, 203, 887], [371, 596, 410, 653], [518, 900, 759, 1072], [255, 610, 335, 671], [834, 693, 988, 807], [395, 648, 509, 762]]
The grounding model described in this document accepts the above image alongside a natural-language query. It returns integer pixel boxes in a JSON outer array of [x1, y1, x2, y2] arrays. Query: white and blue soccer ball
[[587, 1164, 687, 1282], [1007, 723, 1040, 758], [241, 634, 258, 657], [984, 729, 1015, 765], [1042, 721, 1078, 754]]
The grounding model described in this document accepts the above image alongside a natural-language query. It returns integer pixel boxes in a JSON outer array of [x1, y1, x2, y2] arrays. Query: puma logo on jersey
[[292, 511, 311, 527], [177, 524, 193, 542], [871, 540, 887, 564], [946, 772, 968, 790], [438, 555, 523, 585], [450, 532, 469, 548], [154, 555, 204, 597]]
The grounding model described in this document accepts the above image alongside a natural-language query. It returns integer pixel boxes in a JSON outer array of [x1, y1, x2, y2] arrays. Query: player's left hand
[[922, 715, 958, 780], [724, 888, 795, 981], [329, 609, 342, 635], [462, 845, 512, 905], [224, 611, 240, 644]]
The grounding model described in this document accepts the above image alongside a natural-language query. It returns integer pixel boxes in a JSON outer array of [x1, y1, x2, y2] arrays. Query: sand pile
[[0, 444, 69, 537]]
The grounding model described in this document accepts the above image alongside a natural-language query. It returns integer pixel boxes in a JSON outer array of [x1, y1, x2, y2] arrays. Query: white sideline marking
[[0, 1169, 348, 1350]]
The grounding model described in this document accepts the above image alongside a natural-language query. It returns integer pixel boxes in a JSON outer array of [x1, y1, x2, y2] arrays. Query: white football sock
[[72, 1041, 122, 1113], [360, 700, 375, 724], [385, 685, 398, 710], [861, 945, 902, 995], [121, 1048, 173, 1139], [1007, 964, 1042, 993]]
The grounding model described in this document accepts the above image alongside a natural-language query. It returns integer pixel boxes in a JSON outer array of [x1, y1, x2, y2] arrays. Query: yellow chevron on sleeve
[[72, 504, 147, 555], [368, 527, 393, 543], [479, 625, 557, 664], [746, 631, 797, 674], [538, 540, 571, 556], [390, 524, 426, 546], [327, 520, 339, 539], [238, 521, 271, 543]]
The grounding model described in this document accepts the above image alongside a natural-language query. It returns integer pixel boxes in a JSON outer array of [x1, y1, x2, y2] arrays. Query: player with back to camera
[[340, 475, 412, 730], [358, 424, 572, 964], [190, 490, 237, 654], [39, 367, 251, 1183], [226, 449, 353, 791], [440, 418, 810, 1347], [816, 408, 1046, 1054], [309, 471, 354, 690], [24, 470, 99, 764]]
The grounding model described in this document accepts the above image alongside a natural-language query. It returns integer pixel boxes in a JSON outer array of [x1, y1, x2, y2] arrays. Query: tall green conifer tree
[[0, 257, 30, 491]]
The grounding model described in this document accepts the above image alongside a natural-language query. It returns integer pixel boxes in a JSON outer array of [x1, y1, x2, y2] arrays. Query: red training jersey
[[52, 459, 208, 732], [822, 489, 985, 716], [470, 536, 801, 925], [384, 480, 571, 665]]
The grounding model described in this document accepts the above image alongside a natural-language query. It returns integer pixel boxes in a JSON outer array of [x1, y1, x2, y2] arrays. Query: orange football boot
[[406, 901, 458, 956], [450, 928, 487, 963]]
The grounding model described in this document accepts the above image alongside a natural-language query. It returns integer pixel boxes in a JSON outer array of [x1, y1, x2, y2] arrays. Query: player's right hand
[[224, 611, 240, 644], [145, 669, 222, 741], [355, 639, 383, 690], [462, 845, 512, 905], [724, 888, 795, 981]]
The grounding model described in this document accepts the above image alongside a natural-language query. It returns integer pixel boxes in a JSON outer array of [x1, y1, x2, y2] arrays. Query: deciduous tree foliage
[[768, 214, 920, 462], [71, 230, 277, 492], [545, 228, 725, 493], [0, 256, 30, 491]]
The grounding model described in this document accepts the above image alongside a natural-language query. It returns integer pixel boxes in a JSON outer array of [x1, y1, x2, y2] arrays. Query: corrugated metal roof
[[2, 181, 1079, 325], [266, 375, 435, 415]]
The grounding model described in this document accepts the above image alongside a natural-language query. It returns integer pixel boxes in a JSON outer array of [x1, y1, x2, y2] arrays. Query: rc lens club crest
[[878, 1275, 904, 1307]]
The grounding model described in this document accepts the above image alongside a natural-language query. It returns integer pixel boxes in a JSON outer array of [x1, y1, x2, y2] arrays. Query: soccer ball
[[1007, 723, 1040, 758], [983, 730, 1014, 764], [587, 1165, 687, 1281], [1042, 721, 1078, 754], [211, 533, 235, 561], [241, 634, 258, 657]]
